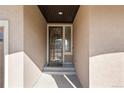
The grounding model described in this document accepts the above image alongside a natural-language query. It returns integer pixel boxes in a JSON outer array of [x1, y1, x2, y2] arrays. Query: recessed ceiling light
[[58, 11, 63, 15]]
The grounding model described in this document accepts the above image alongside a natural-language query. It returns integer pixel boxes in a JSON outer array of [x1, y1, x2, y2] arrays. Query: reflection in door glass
[[49, 27, 63, 66], [65, 26, 71, 52]]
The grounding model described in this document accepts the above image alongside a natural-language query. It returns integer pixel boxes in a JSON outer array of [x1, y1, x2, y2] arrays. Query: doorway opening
[[47, 24, 73, 67]]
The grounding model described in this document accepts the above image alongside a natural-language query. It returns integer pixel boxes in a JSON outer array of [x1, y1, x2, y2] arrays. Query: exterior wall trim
[[0, 20, 9, 88]]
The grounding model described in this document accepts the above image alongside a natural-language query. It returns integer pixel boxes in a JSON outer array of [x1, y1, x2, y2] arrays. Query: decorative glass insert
[[65, 26, 71, 52], [49, 27, 63, 65]]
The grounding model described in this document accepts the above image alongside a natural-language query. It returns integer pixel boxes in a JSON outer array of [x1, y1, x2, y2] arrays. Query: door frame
[[47, 24, 73, 65], [0, 20, 9, 88]]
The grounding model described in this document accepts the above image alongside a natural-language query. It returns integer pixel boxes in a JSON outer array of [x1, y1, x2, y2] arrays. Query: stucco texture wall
[[0, 5, 47, 88], [0, 6, 23, 54], [0, 6, 24, 87], [73, 6, 89, 88], [89, 6, 124, 87], [24, 5, 47, 87], [73, 5, 124, 88]]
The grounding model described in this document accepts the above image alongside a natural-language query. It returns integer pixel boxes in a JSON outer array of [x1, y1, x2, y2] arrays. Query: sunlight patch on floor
[[33, 73, 58, 88]]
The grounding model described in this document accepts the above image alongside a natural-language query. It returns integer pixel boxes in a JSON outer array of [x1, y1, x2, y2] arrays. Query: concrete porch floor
[[33, 62, 82, 88], [33, 73, 82, 88]]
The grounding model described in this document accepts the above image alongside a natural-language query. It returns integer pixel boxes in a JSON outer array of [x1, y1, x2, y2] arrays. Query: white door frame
[[0, 20, 9, 88], [47, 24, 73, 65]]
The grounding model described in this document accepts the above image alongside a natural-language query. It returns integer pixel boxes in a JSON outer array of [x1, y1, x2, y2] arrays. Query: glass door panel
[[64, 26, 71, 53], [49, 27, 63, 66]]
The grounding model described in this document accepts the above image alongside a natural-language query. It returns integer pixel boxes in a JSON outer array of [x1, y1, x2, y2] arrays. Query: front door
[[48, 27, 63, 66]]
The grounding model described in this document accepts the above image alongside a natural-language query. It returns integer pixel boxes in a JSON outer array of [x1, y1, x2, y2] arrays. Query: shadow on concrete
[[52, 74, 82, 88]]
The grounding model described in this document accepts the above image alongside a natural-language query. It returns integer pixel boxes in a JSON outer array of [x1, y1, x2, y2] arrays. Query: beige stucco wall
[[89, 6, 124, 87], [73, 6, 89, 88], [0, 5, 47, 88], [0, 6, 24, 53], [89, 6, 124, 57], [24, 5, 47, 87], [0, 6, 24, 87], [8, 52, 24, 88]]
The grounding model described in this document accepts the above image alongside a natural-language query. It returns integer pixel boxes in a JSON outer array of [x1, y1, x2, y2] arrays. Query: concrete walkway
[[33, 62, 82, 88], [33, 73, 82, 88]]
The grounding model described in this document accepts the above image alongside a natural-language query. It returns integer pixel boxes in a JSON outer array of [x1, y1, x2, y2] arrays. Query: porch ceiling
[[38, 5, 80, 23]]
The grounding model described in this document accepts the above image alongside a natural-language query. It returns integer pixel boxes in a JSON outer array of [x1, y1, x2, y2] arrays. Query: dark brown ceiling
[[38, 5, 80, 23]]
